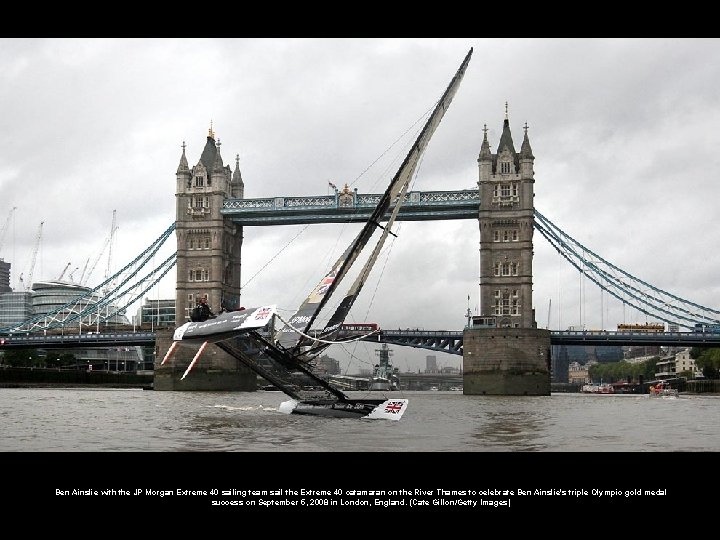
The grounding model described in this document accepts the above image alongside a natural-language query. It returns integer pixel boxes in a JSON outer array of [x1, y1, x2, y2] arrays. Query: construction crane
[[0, 206, 17, 256], [104, 210, 118, 289], [19, 221, 43, 291], [57, 262, 72, 280], [81, 210, 118, 286]]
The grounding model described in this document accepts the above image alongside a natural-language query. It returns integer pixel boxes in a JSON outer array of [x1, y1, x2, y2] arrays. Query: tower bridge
[[5, 114, 719, 393], [159, 109, 552, 395], [4, 58, 719, 394]]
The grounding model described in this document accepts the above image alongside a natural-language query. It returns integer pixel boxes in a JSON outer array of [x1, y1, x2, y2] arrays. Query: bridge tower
[[463, 107, 551, 395], [173, 126, 244, 324], [155, 125, 254, 391]]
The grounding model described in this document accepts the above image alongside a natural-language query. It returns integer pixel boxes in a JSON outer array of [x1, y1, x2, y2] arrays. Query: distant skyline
[[2, 38, 719, 372]]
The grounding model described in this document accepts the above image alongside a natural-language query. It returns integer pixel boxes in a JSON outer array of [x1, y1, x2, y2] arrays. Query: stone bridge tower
[[463, 108, 551, 395], [174, 126, 244, 324], [154, 126, 253, 391]]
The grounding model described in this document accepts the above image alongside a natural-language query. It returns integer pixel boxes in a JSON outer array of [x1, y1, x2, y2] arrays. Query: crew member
[[190, 297, 216, 322]]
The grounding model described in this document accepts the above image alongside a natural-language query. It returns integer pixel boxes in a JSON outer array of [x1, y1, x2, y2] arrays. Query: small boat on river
[[649, 381, 679, 398], [581, 383, 614, 394]]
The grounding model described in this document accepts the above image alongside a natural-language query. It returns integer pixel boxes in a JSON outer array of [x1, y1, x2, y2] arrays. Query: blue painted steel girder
[[221, 189, 480, 225], [357, 330, 720, 356], [365, 330, 465, 356]]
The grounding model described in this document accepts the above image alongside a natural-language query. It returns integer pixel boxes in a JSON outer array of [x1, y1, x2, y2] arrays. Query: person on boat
[[190, 297, 216, 322]]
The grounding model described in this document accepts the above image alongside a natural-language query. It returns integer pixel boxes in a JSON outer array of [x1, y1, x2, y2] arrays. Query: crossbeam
[[222, 189, 480, 225]]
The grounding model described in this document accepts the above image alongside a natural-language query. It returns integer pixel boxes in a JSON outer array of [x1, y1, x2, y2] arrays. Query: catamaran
[[166, 48, 474, 420]]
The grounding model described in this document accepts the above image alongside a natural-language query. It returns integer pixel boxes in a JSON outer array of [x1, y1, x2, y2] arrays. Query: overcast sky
[[2, 38, 719, 372]]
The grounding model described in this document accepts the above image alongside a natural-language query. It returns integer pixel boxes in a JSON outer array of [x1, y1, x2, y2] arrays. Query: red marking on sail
[[181, 341, 208, 380], [384, 401, 404, 413], [160, 341, 178, 366]]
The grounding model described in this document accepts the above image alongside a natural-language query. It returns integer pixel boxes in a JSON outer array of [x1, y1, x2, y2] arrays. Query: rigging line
[[348, 146, 425, 319], [338, 341, 377, 374], [361, 237, 397, 323], [356, 147, 421, 322], [357, 158, 417, 323], [240, 224, 310, 290], [274, 311, 380, 345], [348, 103, 434, 190]]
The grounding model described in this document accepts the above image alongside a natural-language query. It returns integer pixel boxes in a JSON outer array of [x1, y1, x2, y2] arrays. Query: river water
[[3, 387, 714, 521], [2, 388, 718, 452]]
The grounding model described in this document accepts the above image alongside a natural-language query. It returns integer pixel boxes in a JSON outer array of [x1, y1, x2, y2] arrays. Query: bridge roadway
[[2, 329, 720, 353]]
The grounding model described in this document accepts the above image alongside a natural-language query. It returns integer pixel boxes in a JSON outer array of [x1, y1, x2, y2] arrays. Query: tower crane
[[57, 262, 72, 280], [104, 209, 118, 291], [19, 221, 44, 291], [81, 210, 118, 286], [0, 206, 17, 255]]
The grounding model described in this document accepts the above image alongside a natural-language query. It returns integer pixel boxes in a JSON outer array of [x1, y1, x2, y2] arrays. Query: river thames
[[2, 388, 718, 452], [3, 387, 714, 521]]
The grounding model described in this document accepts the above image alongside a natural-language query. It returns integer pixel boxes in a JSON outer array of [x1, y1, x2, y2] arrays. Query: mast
[[278, 48, 474, 355]]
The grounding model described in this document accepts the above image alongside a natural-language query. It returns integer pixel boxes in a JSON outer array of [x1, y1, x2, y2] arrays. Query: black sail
[[276, 48, 474, 356]]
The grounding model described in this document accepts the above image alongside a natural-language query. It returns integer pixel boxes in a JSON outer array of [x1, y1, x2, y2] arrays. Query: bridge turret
[[231, 154, 244, 199], [519, 123, 534, 179], [213, 138, 233, 193], [176, 141, 191, 193], [477, 124, 493, 183]]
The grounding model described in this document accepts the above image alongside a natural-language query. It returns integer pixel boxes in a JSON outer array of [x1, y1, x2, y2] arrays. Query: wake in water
[[209, 404, 280, 412]]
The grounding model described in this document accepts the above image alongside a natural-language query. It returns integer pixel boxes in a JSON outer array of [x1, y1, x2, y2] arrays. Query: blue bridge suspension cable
[[534, 210, 720, 329]]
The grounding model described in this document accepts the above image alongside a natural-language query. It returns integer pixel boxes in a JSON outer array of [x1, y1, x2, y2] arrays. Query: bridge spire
[[520, 122, 534, 160], [232, 153, 244, 199], [496, 105, 517, 157], [213, 138, 224, 171], [177, 140, 189, 173], [478, 123, 492, 163]]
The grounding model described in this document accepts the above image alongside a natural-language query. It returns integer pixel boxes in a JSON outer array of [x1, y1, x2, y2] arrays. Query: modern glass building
[[135, 298, 175, 329], [0, 291, 32, 327], [0, 259, 10, 293], [31, 280, 130, 328]]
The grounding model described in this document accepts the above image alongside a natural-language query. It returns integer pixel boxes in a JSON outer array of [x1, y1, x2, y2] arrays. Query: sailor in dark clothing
[[190, 297, 216, 322]]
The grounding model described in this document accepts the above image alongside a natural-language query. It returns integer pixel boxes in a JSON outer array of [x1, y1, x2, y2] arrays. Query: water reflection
[[468, 398, 550, 451]]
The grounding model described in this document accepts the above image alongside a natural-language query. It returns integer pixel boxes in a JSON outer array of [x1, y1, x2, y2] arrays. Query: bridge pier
[[462, 328, 551, 395], [153, 329, 257, 391]]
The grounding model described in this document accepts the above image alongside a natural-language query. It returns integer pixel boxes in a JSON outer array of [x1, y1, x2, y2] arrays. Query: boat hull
[[280, 398, 409, 420]]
